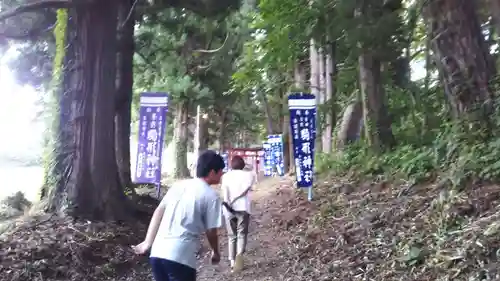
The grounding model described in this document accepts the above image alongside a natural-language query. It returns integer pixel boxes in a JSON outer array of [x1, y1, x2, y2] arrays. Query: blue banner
[[222, 152, 229, 172], [262, 142, 272, 176], [134, 93, 169, 186], [268, 134, 284, 176], [288, 93, 316, 188]]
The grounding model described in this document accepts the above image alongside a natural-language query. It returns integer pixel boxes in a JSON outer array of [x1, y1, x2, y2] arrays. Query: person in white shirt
[[221, 155, 256, 272], [132, 150, 225, 281]]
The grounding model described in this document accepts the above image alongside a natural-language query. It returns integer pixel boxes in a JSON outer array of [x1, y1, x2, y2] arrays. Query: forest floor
[[1, 175, 500, 281]]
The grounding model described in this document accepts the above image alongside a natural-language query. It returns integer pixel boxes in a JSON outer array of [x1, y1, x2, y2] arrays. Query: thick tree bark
[[115, 0, 135, 191], [173, 100, 190, 178], [336, 101, 363, 150], [200, 118, 209, 151], [278, 87, 285, 133], [390, 57, 410, 88], [421, 27, 431, 132], [352, 0, 396, 151], [288, 59, 307, 175], [310, 38, 320, 147], [424, 30, 431, 92], [359, 51, 395, 151], [424, 0, 496, 123], [218, 109, 228, 151], [294, 60, 307, 90], [322, 43, 336, 153], [316, 43, 324, 153], [389, 0, 410, 88], [282, 114, 290, 174], [280, 86, 291, 174], [318, 46, 325, 100], [261, 91, 275, 135], [53, 0, 129, 220], [43, 10, 75, 203]]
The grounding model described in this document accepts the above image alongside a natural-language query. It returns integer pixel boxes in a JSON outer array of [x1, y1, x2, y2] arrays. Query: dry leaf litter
[[1, 177, 500, 281]]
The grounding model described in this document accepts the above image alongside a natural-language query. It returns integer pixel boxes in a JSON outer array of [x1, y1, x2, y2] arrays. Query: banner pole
[[156, 182, 161, 199]]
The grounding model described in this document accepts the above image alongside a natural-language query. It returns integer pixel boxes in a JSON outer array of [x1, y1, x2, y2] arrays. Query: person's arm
[[221, 178, 230, 204], [230, 173, 256, 204], [143, 204, 165, 246], [230, 186, 252, 204], [206, 228, 219, 254], [132, 196, 167, 254], [204, 196, 222, 257]]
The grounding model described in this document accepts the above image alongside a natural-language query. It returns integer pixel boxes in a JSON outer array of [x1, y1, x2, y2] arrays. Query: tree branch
[[0, 0, 72, 22], [193, 33, 229, 53], [0, 23, 55, 41], [119, 0, 139, 29]]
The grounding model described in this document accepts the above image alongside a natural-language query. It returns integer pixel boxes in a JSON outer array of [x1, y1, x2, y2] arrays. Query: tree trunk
[[218, 109, 228, 151], [421, 27, 431, 133], [318, 48, 325, 97], [281, 87, 290, 174], [336, 101, 363, 150], [391, 0, 411, 88], [390, 57, 410, 88], [282, 115, 290, 174], [359, 51, 395, 151], [200, 118, 209, 151], [310, 38, 320, 147], [424, 0, 495, 125], [294, 60, 307, 90], [173, 100, 190, 178], [322, 42, 336, 153], [288, 60, 308, 174], [43, 9, 75, 202], [316, 44, 325, 153], [194, 105, 201, 153], [424, 30, 431, 92], [51, 0, 129, 220], [257, 90, 274, 134], [115, 0, 135, 192], [278, 86, 285, 132]]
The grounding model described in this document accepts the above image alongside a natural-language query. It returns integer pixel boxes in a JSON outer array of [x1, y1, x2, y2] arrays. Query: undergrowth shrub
[[317, 86, 500, 186], [317, 126, 500, 185]]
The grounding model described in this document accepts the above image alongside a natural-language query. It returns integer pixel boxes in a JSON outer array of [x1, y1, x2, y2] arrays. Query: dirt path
[[197, 176, 300, 281], [0, 176, 307, 281]]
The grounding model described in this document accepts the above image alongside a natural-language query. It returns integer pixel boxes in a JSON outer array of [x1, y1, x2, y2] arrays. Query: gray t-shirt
[[150, 178, 222, 269]]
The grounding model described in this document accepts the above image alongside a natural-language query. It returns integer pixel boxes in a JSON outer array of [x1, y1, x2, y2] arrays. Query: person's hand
[[131, 241, 151, 255], [211, 251, 220, 264]]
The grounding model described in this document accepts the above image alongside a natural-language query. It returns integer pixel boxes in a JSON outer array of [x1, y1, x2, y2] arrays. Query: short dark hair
[[196, 150, 225, 178], [231, 155, 246, 170]]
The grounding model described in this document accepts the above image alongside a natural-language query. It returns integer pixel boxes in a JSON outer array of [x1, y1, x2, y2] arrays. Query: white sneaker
[[233, 254, 244, 272]]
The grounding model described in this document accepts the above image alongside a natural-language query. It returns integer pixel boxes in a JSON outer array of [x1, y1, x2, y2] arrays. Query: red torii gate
[[227, 147, 263, 173]]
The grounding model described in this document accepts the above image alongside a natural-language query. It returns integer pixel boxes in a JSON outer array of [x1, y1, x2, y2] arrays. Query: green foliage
[[133, 5, 263, 146], [316, 143, 436, 182], [317, 89, 500, 186], [256, 0, 314, 67], [0, 0, 56, 90], [52, 9, 67, 85], [42, 9, 67, 189]]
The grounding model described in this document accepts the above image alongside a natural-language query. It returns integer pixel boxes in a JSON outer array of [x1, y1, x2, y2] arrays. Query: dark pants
[[150, 257, 196, 281]]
